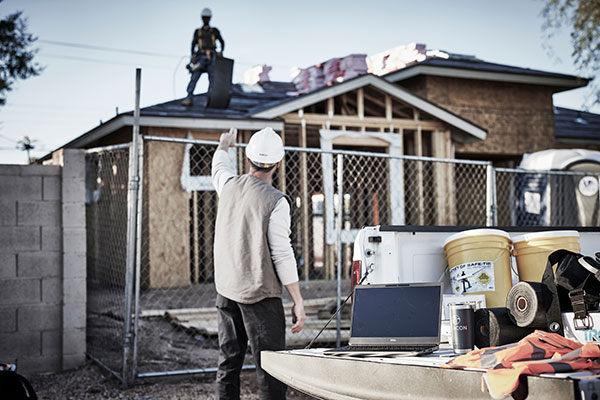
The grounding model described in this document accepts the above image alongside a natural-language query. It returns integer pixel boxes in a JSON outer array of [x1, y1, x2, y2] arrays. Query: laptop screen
[[350, 284, 441, 344]]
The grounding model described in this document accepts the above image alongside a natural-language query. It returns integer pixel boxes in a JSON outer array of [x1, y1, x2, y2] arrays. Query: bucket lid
[[512, 230, 580, 244], [443, 229, 511, 247]]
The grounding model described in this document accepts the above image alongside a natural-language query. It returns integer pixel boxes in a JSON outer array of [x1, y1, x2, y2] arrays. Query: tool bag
[[0, 364, 37, 399], [547, 249, 600, 329]]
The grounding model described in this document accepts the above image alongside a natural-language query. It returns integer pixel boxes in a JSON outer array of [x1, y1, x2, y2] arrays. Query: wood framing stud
[[357, 88, 364, 121], [385, 95, 392, 121]]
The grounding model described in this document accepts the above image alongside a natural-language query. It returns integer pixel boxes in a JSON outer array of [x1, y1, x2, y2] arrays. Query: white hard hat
[[245, 127, 284, 168], [201, 7, 212, 18]]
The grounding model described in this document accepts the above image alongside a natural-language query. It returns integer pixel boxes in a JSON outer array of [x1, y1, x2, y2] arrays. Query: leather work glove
[[217, 128, 237, 151]]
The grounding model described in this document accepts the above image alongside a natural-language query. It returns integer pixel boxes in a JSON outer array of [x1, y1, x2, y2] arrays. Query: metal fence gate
[[85, 136, 600, 385]]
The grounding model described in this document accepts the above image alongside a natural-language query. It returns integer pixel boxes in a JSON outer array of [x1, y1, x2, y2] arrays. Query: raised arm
[[211, 128, 237, 195]]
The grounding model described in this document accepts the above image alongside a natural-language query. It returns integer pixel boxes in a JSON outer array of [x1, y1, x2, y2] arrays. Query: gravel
[[29, 361, 316, 400]]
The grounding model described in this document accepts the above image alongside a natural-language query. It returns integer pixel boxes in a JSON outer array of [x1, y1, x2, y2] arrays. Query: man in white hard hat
[[211, 127, 306, 399], [182, 7, 225, 106]]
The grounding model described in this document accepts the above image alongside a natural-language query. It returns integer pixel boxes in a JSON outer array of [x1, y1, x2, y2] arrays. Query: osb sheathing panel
[[422, 76, 557, 156], [147, 140, 190, 288]]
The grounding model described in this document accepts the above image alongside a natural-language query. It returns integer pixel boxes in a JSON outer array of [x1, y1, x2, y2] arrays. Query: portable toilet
[[516, 149, 600, 226]]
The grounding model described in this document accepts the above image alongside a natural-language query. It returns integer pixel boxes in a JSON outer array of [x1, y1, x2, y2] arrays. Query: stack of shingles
[[293, 54, 367, 93], [366, 42, 427, 76], [243, 64, 272, 85], [339, 54, 367, 81], [292, 65, 325, 94]]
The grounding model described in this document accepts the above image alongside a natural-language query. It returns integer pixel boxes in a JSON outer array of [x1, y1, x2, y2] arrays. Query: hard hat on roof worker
[[245, 127, 285, 169], [201, 7, 212, 18]]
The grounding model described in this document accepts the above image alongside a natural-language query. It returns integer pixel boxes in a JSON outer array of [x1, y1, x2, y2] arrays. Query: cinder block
[[62, 150, 85, 180], [17, 201, 61, 227], [63, 278, 85, 304], [0, 307, 16, 332], [63, 303, 86, 330], [63, 328, 86, 356], [0, 165, 21, 175], [61, 178, 85, 203], [0, 176, 42, 201], [0, 253, 16, 278], [18, 304, 62, 331], [42, 330, 62, 356], [41, 226, 62, 251], [62, 203, 85, 228], [18, 355, 61, 374], [62, 353, 86, 371], [63, 228, 85, 254], [43, 176, 61, 201], [0, 331, 40, 357], [20, 165, 61, 176], [63, 253, 86, 278], [0, 200, 16, 225], [0, 279, 40, 305], [41, 277, 62, 304], [18, 252, 62, 278], [0, 226, 40, 252]]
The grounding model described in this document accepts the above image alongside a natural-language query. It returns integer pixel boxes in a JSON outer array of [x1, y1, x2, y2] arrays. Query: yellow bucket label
[[450, 261, 495, 294]]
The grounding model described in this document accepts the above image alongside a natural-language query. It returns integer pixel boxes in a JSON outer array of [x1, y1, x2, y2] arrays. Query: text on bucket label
[[450, 261, 495, 294]]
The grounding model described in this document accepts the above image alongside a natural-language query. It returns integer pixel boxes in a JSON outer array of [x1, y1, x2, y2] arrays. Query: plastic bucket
[[443, 229, 512, 308], [512, 230, 580, 282]]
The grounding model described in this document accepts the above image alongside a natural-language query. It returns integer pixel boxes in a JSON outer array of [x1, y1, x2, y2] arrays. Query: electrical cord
[[304, 265, 374, 349]]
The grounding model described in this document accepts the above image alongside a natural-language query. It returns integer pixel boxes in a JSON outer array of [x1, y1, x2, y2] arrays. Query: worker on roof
[[212, 127, 306, 399], [181, 7, 225, 106]]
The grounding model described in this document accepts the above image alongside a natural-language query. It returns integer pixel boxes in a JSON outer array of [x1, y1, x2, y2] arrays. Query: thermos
[[450, 303, 475, 354]]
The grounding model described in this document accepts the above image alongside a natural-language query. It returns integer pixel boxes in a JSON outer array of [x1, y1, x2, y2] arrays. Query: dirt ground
[[29, 360, 316, 400]]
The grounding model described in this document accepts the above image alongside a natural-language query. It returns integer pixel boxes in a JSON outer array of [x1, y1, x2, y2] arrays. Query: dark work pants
[[186, 53, 214, 98], [215, 294, 287, 400]]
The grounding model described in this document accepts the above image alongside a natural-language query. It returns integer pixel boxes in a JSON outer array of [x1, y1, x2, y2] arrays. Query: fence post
[[486, 164, 497, 227], [336, 154, 343, 347], [122, 68, 142, 387], [131, 135, 144, 381]]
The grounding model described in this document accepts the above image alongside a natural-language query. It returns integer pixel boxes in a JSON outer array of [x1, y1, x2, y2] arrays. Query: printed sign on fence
[[449, 261, 495, 294]]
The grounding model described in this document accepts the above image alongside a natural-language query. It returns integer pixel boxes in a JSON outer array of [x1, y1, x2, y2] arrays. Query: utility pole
[[17, 136, 35, 163]]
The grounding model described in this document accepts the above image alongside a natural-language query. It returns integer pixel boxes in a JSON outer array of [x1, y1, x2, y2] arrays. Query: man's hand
[[291, 302, 306, 334], [217, 128, 237, 151]]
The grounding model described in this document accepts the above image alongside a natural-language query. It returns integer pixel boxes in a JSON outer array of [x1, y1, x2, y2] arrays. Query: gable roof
[[383, 57, 590, 92], [252, 73, 488, 141], [554, 106, 600, 143]]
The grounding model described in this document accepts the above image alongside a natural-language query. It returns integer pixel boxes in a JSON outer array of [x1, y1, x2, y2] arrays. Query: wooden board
[[141, 297, 351, 346], [147, 141, 190, 288]]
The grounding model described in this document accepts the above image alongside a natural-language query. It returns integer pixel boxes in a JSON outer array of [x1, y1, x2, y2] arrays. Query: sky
[[0, 0, 597, 164]]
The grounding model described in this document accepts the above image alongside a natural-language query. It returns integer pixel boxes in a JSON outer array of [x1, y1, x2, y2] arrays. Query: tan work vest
[[213, 174, 286, 304]]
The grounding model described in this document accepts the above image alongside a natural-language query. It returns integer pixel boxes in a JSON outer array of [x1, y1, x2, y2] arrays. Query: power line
[[0, 133, 16, 144], [39, 53, 174, 70], [39, 39, 182, 59], [38, 39, 295, 69]]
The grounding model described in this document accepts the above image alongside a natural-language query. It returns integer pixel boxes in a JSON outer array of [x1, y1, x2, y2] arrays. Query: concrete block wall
[[0, 149, 87, 374]]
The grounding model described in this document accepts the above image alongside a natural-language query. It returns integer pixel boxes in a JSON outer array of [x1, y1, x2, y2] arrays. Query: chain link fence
[[496, 167, 600, 227], [85, 144, 131, 381], [85, 136, 600, 384]]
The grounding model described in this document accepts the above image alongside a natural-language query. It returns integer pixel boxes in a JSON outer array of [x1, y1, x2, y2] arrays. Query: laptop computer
[[324, 283, 442, 356]]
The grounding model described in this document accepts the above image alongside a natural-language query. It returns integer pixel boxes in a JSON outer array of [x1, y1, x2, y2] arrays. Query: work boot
[[181, 97, 193, 106]]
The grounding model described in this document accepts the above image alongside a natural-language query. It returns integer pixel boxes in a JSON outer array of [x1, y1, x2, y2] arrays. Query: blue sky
[[0, 0, 597, 163]]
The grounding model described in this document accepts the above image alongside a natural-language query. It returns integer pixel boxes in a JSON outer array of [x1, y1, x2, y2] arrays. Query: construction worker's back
[[213, 174, 286, 304]]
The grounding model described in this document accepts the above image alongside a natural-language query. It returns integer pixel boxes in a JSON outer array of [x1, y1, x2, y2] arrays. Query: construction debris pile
[[289, 43, 450, 94]]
